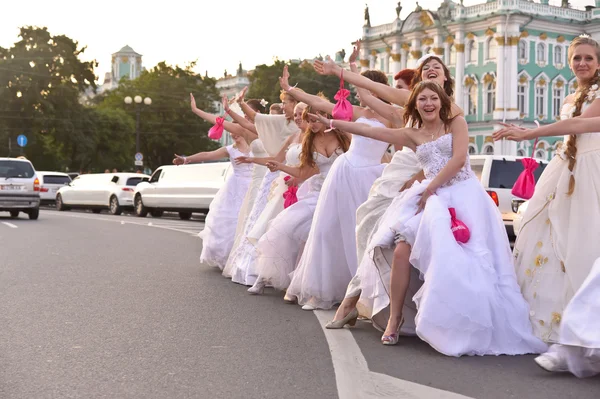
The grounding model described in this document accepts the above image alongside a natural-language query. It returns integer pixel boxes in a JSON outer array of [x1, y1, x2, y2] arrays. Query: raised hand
[[236, 86, 248, 103], [313, 59, 339, 76], [222, 95, 230, 112], [173, 154, 188, 166], [190, 93, 198, 111], [279, 65, 291, 91], [349, 40, 361, 64]]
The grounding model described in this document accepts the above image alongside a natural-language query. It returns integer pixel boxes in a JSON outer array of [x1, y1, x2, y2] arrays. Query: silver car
[[0, 157, 41, 220]]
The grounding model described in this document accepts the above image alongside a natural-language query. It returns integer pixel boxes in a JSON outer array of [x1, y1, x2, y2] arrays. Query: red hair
[[394, 69, 416, 88]]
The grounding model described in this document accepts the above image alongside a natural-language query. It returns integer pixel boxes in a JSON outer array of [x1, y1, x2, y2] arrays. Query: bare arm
[[174, 146, 229, 165], [426, 117, 469, 193], [314, 59, 410, 106], [236, 87, 258, 122], [236, 134, 297, 166], [222, 95, 258, 135], [280, 66, 334, 114], [267, 161, 318, 181]]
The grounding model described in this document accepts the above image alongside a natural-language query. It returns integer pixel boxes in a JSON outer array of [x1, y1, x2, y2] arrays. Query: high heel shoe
[[381, 316, 404, 346], [247, 280, 265, 295], [325, 308, 359, 329]]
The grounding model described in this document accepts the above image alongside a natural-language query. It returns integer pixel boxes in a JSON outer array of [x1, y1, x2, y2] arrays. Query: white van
[[37, 171, 72, 204], [470, 155, 548, 240], [56, 172, 150, 214], [133, 162, 232, 219]]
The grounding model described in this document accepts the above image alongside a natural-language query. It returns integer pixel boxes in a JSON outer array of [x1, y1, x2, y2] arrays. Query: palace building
[[360, 0, 600, 158]]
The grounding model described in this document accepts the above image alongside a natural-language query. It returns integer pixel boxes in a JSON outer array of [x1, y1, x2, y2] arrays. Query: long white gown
[[229, 115, 299, 286], [198, 145, 253, 269], [255, 149, 343, 290], [542, 258, 600, 378], [369, 133, 547, 357], [513, 99, 600, 343], [352, 148, 423, 334], [285, 119, 388, 310], [222, 139, 267, 278]]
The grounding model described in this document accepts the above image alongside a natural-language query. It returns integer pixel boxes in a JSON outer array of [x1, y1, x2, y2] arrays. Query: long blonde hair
[[566, 37, 600, 195]]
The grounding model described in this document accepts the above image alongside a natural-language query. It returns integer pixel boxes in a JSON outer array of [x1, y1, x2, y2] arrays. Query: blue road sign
[[17, 135, 27, 147], [135, 152, 143, 161]]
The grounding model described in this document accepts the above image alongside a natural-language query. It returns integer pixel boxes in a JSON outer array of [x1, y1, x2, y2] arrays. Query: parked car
[[470, 155, 548, 240], [0, 157, 41, 219], [512, 200, 529, 237], [133, 162, 232, 219], [67, 172, 80, 180], [56, 172, 150, 215], [37, 171, 72, 204]]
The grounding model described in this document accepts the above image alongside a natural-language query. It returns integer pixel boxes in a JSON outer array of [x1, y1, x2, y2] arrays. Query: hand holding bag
[[511, 122, 540, 200], [331, 70, 353, 121], [208, 117, 225, 140]]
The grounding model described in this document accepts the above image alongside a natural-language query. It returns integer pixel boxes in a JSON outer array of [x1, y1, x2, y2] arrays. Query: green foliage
[[246, 60, 357, 106]]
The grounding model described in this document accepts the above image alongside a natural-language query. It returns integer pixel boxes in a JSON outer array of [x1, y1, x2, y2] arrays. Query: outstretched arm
[[314, 59, 410, 106], [237, 87, 258, 122], [235, 134, 298, 166], [223, 95, 258, 136], [280, 65, 335, 115], [173, 146, 229, 165], [491, 116, 600, 141], [310, 113, 410, 149], [266, 161, 318, 182], [190, 94, 255, 140]]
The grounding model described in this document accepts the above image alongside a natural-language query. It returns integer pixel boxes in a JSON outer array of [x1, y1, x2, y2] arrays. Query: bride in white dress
[[313, 81, 547, 356], [493, 36, 600, 344]]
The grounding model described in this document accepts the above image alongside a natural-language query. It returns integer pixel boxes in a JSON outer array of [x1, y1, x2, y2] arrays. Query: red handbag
[[511, 128, 539, 200], [449, 208, 470, 244], [283, 176, 298, 208], [331, 69, 353, 121], [208, 117, 225, 140]]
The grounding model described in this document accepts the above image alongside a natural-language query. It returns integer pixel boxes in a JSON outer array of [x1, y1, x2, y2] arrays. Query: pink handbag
[[282, 176, 298, 208], [511, 135, 539, 200], [331, 70, 353, 121], [449, 208, 470, 244], [208, 117, 225, 140]]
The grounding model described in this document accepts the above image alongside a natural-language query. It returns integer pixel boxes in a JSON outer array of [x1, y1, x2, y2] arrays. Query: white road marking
[[313, 311, 473, 399], [1, 222, 18, 229]]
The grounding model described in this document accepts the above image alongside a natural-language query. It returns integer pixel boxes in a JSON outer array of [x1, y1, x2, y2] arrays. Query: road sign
[[135, 152, 144, 161], [17, 135, 27, 147], [134, 160, 143, 166]]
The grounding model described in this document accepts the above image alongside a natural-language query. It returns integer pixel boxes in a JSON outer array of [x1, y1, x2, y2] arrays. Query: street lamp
[[124, 95, 152, 171]]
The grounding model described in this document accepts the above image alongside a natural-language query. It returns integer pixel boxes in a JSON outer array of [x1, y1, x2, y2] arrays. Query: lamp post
[[124, 95, 152, 171]]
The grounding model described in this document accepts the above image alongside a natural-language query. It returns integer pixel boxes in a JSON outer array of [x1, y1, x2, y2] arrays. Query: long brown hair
[[565, 37, 600, 195], [299, 103, 350, 168], [411, 56, 454, 98], [403, 81, 454, 128]]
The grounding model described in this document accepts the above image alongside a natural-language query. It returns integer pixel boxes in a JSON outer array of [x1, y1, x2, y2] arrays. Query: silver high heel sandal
[[247, 280, 265, 295], [325, 308, 359, 329]]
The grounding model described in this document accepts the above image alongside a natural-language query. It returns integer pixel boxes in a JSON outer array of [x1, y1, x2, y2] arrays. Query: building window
[[554, 46, 563, 67], [468, 145, 477, 155], [486, 82, 496, 114], [518, 85, 527, 116], [483, 144, 494, 155], [467, 85, 477, 116], [537, 43, 546, 64], [535, 149, 546, 160], [517, 149, 526, 156], [487, 37, 497, 60], [536, 86, 546, 118], [553, 87, 563, 118], [519, 40, 528, 62], [449, 45, 457, 65], [467, 41, 477, 64]]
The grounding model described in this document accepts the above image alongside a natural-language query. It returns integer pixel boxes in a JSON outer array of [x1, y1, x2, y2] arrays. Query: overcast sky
[[0, 0, 590, 83]]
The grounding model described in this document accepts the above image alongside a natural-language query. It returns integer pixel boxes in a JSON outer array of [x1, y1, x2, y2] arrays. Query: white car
[[37, 171, 72, 204], [133, 162, 232, 220], [0, 157, 41, 219], [470, 155, 548, 240], [512, 200, 529, 238], [56, 172, 150, 215]]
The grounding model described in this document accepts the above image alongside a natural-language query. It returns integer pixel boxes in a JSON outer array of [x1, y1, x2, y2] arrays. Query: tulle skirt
[[369, 176, 547, 357]]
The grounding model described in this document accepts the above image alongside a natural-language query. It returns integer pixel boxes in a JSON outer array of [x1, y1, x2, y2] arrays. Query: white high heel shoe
[[247, 280, 265, 295]]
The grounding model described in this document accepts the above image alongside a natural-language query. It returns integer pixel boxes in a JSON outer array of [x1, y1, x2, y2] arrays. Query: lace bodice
[[415, 134, 474, 187], [285, 143, 302, 166], [347, 117, 389, 167], [226, 145, 253, 177], [314, 148, 343, 175]]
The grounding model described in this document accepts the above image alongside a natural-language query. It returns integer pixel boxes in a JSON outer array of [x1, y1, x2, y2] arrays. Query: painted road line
[[1, 222, 18, 229], [313, 310, 473, 399]]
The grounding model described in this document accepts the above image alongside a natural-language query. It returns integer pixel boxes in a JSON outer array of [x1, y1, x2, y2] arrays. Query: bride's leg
[[382, 241, 411, 341]]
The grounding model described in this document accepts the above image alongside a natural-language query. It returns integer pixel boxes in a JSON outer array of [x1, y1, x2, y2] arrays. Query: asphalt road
[[1, 209, 598, 399]]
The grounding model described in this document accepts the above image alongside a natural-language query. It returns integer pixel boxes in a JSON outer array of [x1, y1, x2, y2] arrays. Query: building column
[[455, 30, 466, 109], [443, 42, 451, 65], [493, 34, 506, 121], [369, 50, 377, 70], [400, 45, 409, 70], [408, 38, 422, 68], [383, 52, 390, 74], [433, 35, 444, 62], [360, 46, 369, 72], [391, 42, 402, 80]]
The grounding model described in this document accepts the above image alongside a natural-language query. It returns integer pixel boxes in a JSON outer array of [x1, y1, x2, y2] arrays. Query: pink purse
[[282, 176, 298, 208], [208, 117, 225, 140], [332, 70, 353, 121], [449, 208, 470, 244], [511, 134, 539, 200]]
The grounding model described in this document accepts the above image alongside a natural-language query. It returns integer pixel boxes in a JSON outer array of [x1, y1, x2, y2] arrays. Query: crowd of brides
[[178, 36, 600, 378]]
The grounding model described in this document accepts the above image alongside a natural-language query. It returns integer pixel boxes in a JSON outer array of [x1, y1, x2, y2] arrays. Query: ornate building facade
[[360, 0, 600, 158], [98, 45, 144, 93]]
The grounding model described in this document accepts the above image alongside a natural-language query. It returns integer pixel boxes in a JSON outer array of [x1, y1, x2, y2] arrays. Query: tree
[[96, 62, 221, 170], [246, 59, 354, 106]]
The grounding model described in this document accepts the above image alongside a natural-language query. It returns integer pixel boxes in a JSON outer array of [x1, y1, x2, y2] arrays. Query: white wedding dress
[[198, 145, 253, 269], [513, 99, 600, 343], [255, 149, 343, 290], [369, 133, 547, 357], [285, 119, 388, 309]]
